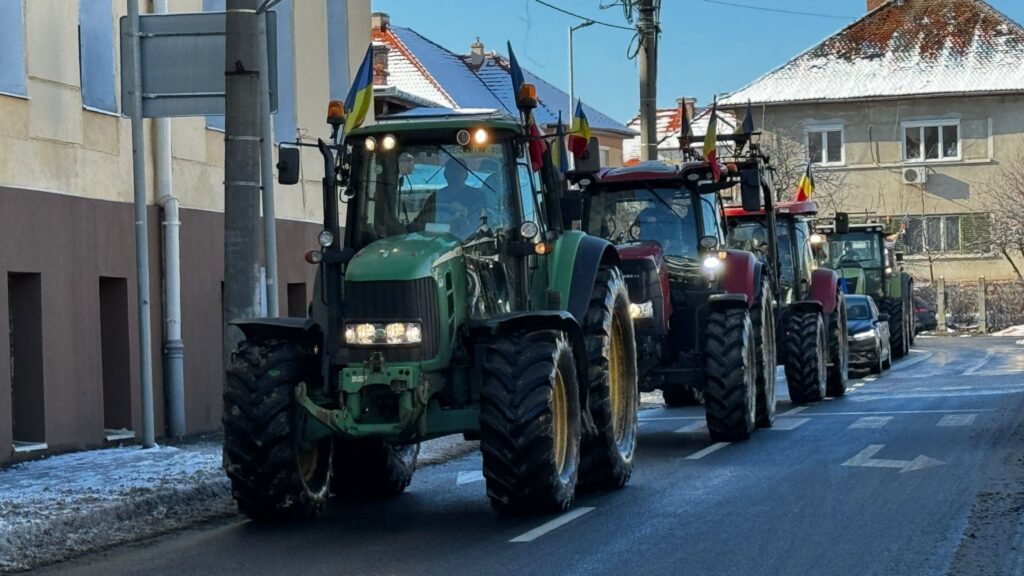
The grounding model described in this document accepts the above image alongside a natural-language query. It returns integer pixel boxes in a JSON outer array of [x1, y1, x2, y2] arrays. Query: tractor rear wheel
[[480, 330, 582, 514], [703, 309, 757, 442], [223, 340, 333, 521], [752, 281, 777, 428], [662, 386, 703, 407], [784, 312, 828, 405], [827, 292, 849, 397], [332, 440, 418, 498], [580, 267, 639, 490], [883, 299, 908, 359]]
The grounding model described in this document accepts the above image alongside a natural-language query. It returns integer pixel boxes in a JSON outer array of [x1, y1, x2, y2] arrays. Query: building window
[[79, 0, 118, 113], [327, 0, 350, 101], [903, 120, 960, 162], [898, 213, 991, 255], [806, 125, 844, 165], [599, 146, 610, 167], [203, 0, 225, 131], [0, 0, 26, 97]]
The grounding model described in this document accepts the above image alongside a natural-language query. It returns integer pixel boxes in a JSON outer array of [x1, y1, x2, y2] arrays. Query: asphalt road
[[38, 336, 1024, 576]]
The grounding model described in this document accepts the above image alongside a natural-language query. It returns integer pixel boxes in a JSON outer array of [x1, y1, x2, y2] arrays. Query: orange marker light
[[327, 100, 345, 125], [534, 242, 552, 255]]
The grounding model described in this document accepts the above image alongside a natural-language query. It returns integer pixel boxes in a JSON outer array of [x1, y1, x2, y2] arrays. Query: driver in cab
[[636, 204, 691, 257]]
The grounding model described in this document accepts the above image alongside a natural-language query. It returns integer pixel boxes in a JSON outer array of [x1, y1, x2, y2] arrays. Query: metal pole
[[258, 13, 278, 317], [937, 276, 947, 333], [638, 0, 658, 161], [567, 21, 593, 171], [223, 0, 263, 362], [127, 0, 156, 448], [977, 276, 987, 334]]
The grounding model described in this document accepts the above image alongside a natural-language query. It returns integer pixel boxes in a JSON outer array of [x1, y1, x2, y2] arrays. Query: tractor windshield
[[729, 220, 797, 298], [825, 232, 883, 270], [585, 187, 699, 262], [348, 141, 516, 247]]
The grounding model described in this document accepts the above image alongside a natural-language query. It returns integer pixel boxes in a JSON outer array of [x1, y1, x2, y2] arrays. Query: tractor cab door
[[792, 218, 815, 301], [515, 151, 548, 312]]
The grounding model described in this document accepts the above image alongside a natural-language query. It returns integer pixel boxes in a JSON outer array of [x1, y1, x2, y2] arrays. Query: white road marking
[[889, 350, 934, 372], [674, 421, 707, 434], [852, 383, 865, 388], [849, 416, 893, 429], [456, 470, 484, 485], [771, 417, 809, 431], [638, 416, 705, 422], [863, 376, 878, 382], [685, 442, 731, 460], [812, 409, 992, 416], [842, 444, 946, 473], [509, 507, 596, 543], [963, 350, 996, 375], [779, 406, 807, 417], [937, 413, 978, 427]]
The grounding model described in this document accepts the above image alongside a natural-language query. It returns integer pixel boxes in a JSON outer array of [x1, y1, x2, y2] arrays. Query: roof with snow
[[623, 106, 737, 164], [372, 23, 633, 137], [720, 0, 1024, 107]]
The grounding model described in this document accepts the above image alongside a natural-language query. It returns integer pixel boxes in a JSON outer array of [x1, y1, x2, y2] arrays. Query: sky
[[371, 0, 1024, 125]]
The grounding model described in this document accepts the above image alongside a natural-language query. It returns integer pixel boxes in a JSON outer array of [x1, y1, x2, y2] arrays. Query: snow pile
[[994, 325, 1024, 337]]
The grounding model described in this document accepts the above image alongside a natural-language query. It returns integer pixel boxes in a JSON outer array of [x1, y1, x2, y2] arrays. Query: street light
[[568, 20, 595, 169]]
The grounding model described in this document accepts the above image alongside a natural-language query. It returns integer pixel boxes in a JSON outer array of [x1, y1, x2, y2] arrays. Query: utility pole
[[223, 0, 263, 360], [258, 12, 279, 318], [638, 0, 658, 161], [568, 20, 594, 170]]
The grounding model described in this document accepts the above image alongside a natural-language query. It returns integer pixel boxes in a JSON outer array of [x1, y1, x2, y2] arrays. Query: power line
[[700, 0, 855, 21], [532, 0, 636, 31]]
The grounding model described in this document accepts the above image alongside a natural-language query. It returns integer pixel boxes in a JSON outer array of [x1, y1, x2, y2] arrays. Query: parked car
[[846, 295, 892, 374], [914, 295, 938, 333]]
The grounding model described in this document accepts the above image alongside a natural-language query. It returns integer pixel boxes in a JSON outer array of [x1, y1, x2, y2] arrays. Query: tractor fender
[[810, 268, 840, 317], [720, 249, 758, 307], [467, 311, 593, 433], [707, 293, 750, 312], [787, 300, 824, 318], [232, 317, 322, 345], [566, 235, 619, 322]]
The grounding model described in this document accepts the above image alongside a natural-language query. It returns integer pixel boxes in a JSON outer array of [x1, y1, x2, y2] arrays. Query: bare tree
[[756, 127, 849, 215], [977, 150, 1024, 280]]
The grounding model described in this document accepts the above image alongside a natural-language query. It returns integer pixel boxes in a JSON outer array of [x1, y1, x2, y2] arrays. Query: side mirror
[[877, 313, 890, 322], [277, 146, 300, 185], [835, 212, 850, 234], [572, 137, 602, 175], [740, 168, 762, 212], [561, 189, 583, 227]]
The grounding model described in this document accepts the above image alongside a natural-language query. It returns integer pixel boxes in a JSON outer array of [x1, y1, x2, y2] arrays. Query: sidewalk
[[0, 434, 478, 572]]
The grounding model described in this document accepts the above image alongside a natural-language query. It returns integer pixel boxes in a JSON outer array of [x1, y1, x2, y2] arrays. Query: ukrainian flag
[[344, 45, 374, 133], [551, 111, 569, 174]]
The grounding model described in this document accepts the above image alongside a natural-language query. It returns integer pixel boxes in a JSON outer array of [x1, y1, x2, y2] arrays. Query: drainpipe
[[154, 0, 186, 438], [258, 12, 279, 317]]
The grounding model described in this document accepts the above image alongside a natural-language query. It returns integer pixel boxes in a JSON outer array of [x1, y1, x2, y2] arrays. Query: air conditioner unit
[[902, 167, 927, 185]]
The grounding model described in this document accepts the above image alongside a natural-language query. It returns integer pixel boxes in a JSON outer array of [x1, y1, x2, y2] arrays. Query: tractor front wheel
[[332, 440, 418, 498], [752, 281, 777, 428], [703, 309, 757, 442], [784, 312, 828, 405], [223, 340, 333, 521], [480, 330, 582, 514], [883, 299, 908, 359], [827, 292, 850, 397]]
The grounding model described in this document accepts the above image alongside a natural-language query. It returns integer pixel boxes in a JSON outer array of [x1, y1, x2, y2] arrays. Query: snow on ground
[[0, 434, 479, 571], [994, 325, 1024, 337]]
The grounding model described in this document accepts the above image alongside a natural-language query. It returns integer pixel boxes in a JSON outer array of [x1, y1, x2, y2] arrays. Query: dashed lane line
[[456, 471, 484, 485], [779, 406, 807, 417], [937, 413, 978, 427], [809, 408, 993, 416], [638, 416, 704, 422], [509, 507, 596, 543], [674, 421, 707, 434], [771, 417, 809, 430], [849, 416, 893, 429], [889, 350, 934, 372], [685, 442, 731, 460]]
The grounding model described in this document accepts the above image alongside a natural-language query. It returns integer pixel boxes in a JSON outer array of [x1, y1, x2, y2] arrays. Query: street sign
[[119, 11, 277, 118]]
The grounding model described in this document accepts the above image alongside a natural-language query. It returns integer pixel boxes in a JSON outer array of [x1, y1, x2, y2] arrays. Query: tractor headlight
[[345, 322, 422, 345], [702, 255, 724, 274], [629, 301, 654, 319], [853, 330, 875, 341]]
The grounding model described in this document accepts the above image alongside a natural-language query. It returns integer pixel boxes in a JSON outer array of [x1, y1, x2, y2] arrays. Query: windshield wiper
[[639, 182, 685, 219], [433, 145, 503, 198]]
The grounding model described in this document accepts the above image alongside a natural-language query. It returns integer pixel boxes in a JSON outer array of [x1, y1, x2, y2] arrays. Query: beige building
[[720, 0, 1024, 283], [0, 0, 370, 464]]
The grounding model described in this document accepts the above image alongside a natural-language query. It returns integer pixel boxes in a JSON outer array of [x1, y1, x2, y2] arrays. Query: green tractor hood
[[345, 233, 462, 282]]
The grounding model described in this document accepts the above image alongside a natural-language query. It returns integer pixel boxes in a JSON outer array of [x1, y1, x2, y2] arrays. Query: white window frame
[[902, 119, 961, 163], [805, 124, 845, 166]]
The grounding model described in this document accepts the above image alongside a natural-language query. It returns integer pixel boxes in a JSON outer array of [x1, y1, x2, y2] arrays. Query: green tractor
[[222, 89, 640, 520], [814, 215, 915, 358]]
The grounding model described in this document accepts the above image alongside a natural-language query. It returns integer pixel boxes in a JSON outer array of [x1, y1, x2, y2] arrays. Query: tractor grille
[[345, 278, 440, 362]]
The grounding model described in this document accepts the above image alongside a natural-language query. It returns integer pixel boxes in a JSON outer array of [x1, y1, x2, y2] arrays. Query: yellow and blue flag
[[344, 45, 374, 133], [507, 41, 525, 99]]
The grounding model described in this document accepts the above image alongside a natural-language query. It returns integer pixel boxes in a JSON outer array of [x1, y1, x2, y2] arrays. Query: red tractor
[[569, 153, 779, 441], [724, 200, 849, 401]]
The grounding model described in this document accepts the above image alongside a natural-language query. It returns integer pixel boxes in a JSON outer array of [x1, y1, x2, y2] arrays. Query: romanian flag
[[568, 100, 591, 157], [344, 45, 374, 133], [507, 41, 525, 100], [795, 160, 816, 201], [678, 101, 693, 150], [552, 110, 569, 174], [704, 99, 721, 182], [526, 113, 547, 172]]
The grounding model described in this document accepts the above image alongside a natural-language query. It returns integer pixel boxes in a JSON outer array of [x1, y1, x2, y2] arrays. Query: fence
[[916, 279, 1024, 334]]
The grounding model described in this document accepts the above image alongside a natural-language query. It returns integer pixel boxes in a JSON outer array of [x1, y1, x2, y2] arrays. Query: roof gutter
[[719, 89, 1024, 109]]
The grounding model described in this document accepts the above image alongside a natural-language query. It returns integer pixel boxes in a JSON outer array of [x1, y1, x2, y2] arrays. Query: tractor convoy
[[220, 69, 913, 521]]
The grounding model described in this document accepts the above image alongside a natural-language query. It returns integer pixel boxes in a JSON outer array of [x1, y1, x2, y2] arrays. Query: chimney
[[372, 44, 390, 86], [468, 37, 485, 70], [371, 12, 390, 32], [676, 97, 697, 121], [867, 0, 886, 11]]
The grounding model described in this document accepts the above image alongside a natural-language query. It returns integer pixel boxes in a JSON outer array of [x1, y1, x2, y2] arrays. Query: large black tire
[[223, 340, 333, 521], [883, 298, 908, 359], [580, 267, 639, 490], [703, 309, 757, 442], [480, 330, 582, 514], [751, 281, 777, 428], [827, 292, 849, 397], [662, 386, 703, 407], [332, 440, 418, 498], [784, 312, 828, 405]]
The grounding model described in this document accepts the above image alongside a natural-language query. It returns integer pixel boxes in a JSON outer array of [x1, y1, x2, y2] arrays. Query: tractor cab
[[813, 221, 891, 299]]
